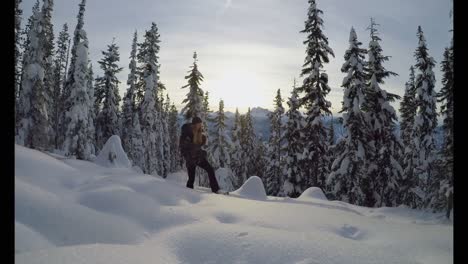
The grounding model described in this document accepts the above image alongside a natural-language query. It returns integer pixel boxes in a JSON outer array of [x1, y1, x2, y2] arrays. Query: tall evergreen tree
[[399, 66, 419, 207], [16, 1, 50, 150], [265, 89, 285, 196], [230, 108, 244, 188], [201, 90, 215, 165], [168, 102, 182, 172], [121, 31, 141, 162], [327, 28, 369, 205], [241, 108, 259, 179], [297, 0, 335, 190], [51, 23, 70, 149], [61, 0, 94, 159], [181, 52, 204, 121], [95, 41, 123, 150], [87, 63, 96, 156], [399, 66, 417, 147], [18, 1, 40, 105], [209, 99, 231, 169], [137, 22, 162, 175], [40, 0, 55, 148], [15, 0, 23, 106], [283, 82, 306, 198], [433, 38, 454, 213], [408, 26, 438, 209], [158, 91, 171, 178], [362, 18, 402, 207], [254, 140, 268, 182]]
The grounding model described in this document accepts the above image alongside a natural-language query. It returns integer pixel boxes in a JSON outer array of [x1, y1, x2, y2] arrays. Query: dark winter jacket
[[179, 123, 207, 163]]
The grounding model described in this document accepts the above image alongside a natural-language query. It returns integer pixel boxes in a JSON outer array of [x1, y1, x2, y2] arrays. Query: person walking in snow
[[179, 117, 220, 193]]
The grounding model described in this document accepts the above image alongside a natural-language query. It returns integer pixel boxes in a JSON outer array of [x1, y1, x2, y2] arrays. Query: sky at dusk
[[21, 0, 453, 115]]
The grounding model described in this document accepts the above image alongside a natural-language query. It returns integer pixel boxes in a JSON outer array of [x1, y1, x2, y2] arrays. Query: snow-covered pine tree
[[297, 0, 335, 190], [61, 0, 94, 159], [209, 99, 231, 169], [405, 26, 438, 208], [398, 66, 420, 207], [121, 30, 138, 158], [199, 90, 216, 184], [265, 89, 285, 196], [399, 66, 417, 147], [130, 111, 145, 171], [230, 108, 244, 188], [283, 82, 306, 198], [254, 139, 268, 181], [137, 22, 161, 175], [168, 102, 182, 172], [18, 1, 40, 104], [409, 26, 438, 209], [327, 28, 369, 205], [325, 115, 338, 196], [15, 0, 23, 106], [362, 18, 402, 207], [40, 0, 55, 148], [202, 91, 213, 129], [86, 63, 96, 156], [433, 38, 454, 213], [51, 23, 70, 149], [158, 90, 171, 178], [95, 41, 123, 150], [181, 52, 204, 121], [242, 108, 259, 179], [120, 30, 144, 170], [16, 1, 50, 150]]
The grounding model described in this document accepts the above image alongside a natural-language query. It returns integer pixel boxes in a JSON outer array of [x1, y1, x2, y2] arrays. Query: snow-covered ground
[[15, 144, 452, 264]]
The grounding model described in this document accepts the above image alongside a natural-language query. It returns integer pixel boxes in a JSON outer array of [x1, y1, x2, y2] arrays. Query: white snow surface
[[94, 135, 132, 168], [298, 187, 328, 201], [231, 176, 267, 200], [15, 144, 452, 264]]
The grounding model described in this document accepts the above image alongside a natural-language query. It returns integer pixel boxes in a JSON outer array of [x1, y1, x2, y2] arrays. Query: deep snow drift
[[15, 144, 452, 264]]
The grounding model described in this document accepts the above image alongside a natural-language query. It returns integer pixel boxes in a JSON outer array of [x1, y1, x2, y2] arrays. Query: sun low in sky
[[21, 0, 452, 115]]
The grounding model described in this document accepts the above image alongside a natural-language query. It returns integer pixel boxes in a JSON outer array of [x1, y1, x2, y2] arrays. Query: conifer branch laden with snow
[[362, 18, 402, 207], [230, 108, 244, 188], [433, 35, 453, 214], [95, 41, 123, 150], [61, 0, 94, 160], [52, 23, 70, 149], [406, 26, 438, 209], [297, 0, 335, 191], [265, 89, 285, 196], [327, 27, 369, 205], [283, 81, 306, 198], [137, 22, 163, 176], [17, 0, 52, 150], [209, 99, 232, 169], [181, 52, 204, 121]]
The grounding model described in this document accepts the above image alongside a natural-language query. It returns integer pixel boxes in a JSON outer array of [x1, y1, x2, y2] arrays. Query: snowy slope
[[15, 144, 452, 264]]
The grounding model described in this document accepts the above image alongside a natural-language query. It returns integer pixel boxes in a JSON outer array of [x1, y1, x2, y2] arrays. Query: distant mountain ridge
[[177, 108, 444, 149]]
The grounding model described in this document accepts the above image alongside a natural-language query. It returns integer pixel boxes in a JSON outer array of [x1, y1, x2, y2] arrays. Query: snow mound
[[297, 187, 328, 201], [95, 135, 131, 168], [231, 176, 267, 200]]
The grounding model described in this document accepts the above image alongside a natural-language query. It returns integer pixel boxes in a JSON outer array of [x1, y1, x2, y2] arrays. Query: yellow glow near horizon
[[206, 67, 271, 113]]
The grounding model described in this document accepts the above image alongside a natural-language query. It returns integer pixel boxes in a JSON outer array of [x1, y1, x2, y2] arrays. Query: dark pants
[[186, 157, 219, 193]]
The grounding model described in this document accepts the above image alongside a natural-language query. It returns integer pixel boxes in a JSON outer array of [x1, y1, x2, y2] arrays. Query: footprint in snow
[[238, 232, 249, 237], [337, 224, 364, 240]]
